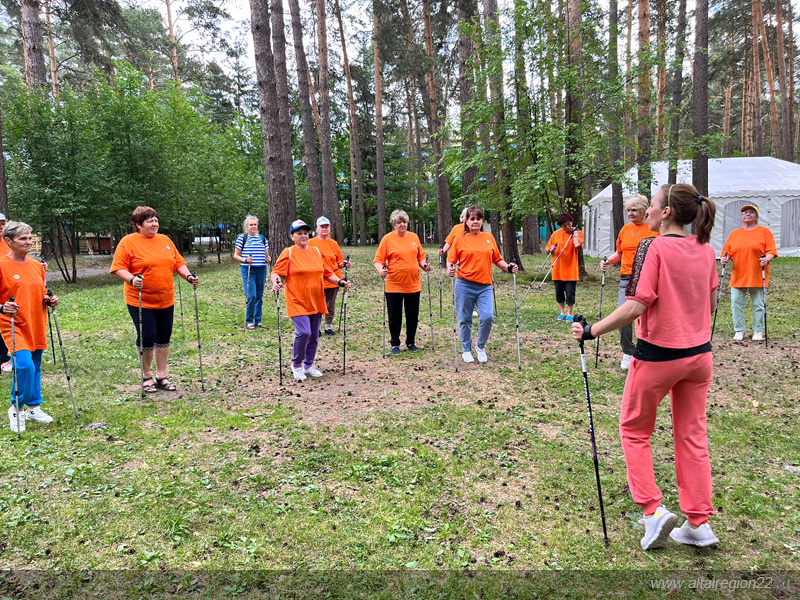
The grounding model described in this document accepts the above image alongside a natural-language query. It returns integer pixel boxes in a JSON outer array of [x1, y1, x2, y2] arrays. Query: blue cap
[[316, 216, 331, 226], [290, 219, 311, 234]]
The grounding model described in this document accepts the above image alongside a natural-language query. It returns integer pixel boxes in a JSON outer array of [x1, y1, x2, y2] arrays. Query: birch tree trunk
[[287, 0, 324, 223], [373, 6, 387, 240], [0, 110, 8, 216], [692, 0, 708, 196], [21, 0, 48, 89]]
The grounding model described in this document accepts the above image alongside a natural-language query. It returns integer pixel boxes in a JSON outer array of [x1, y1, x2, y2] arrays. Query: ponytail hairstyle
[[463, 206, 484, 233], [658, 183, 716, 245]]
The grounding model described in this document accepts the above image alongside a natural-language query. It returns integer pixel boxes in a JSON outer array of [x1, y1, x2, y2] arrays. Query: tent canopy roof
[[590, 157, 800, 205]]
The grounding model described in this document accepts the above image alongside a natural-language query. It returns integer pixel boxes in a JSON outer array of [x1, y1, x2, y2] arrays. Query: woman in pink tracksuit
[[572, 183, 720, 551]]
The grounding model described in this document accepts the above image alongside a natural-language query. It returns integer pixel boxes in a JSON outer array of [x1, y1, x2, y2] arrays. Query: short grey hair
[[3, 221, 32, 241], [459, 207, 468, 222], [626, 194, 649, 214], [243, 214, 259, 231], [390, 209, 409, 226]]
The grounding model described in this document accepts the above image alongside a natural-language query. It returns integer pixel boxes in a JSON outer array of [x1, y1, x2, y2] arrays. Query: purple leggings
[[291, 313, 322, 369]]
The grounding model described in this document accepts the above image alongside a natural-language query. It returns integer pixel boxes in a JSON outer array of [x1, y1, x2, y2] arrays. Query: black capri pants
[[127, 304, 174, 352], [385, 291, 420, 348], [554, 280, 577, 306]]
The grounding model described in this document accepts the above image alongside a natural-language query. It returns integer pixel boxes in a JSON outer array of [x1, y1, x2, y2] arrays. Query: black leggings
[[385, 292, 420, 348], [127, 304, 174, 352]]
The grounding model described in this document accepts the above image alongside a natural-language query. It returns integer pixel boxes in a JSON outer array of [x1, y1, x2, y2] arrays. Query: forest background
[[0, 0, 793, 281]]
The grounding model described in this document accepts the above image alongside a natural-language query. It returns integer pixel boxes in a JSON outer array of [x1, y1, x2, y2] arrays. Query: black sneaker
[[407, 344, 420, 352], [324, 328, 336, 335]]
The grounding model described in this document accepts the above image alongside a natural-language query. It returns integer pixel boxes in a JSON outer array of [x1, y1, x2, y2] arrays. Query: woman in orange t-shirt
[[601, 194, 658, 369], [545, 212, 584, 323], [1, 221, 60, 433], [110, 206, 198, 394], [0, 214, 11, 373], [272, 220, 351, 381], [438, 207, 469, 258], [720, 205, 777, 341], [374, 210, 430, 354], [308, 216, 350, 335], [446, 206, 517, 364]]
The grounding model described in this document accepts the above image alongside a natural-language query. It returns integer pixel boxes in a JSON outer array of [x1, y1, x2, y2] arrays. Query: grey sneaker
[[669, 521, 719, 547], [639, 505, 678, 550]]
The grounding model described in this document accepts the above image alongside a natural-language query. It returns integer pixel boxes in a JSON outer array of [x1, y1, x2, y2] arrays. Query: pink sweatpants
[[620, 353, 714, 526]]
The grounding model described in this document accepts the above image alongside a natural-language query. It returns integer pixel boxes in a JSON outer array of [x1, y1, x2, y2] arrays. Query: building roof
[[590, 157, 800, 205]]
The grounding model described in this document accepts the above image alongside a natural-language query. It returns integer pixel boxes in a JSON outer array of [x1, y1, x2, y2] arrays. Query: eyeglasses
[[742, 210, 757, 215]]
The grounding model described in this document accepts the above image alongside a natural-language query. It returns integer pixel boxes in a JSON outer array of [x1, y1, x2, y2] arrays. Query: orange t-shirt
[[0, 239, 10, 254], [616, 222, 659, 276], [447, 232, 503, 285], [272, 245, 333, 317], [373, 232, 425, 293], [110, 233, 187, 310], [308, 236, 344, 289], [546, 228, 583, 281], [721, 226, 778, 288], [0, 256, 47, 353], [445, 224, 464, 246]]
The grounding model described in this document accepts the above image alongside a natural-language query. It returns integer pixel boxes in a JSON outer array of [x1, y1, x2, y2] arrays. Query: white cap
[[0, 214, 6, 221], [316, 216, 331, 226]]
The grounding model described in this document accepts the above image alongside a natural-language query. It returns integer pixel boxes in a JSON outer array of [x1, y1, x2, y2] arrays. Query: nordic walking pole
[[47, 289, 77, 418], [538, 240, 570, 291], [382, 263, 387, 358], [9, 296, 20, 437], [438, 248, 444, 318], [492, 279, 497, 317], [342, 275, 349, 375], [512, 271, 521, 370], [191, 272, 205, 391], [516, 253, 551, 310], [426, 254, 434, 351], [710, 254, 728, 342], [338, 256, 350, 333], [574, 314, 610, 546], [136, 275, 146, 399], [176, 275, 185, 341], [451, 263, 459, 373], [595, 258, 607, 368], [37, 258, 56, 364], [244, 261, 251, 331], [761, 254, 768, 348], [275, 289, 283, 386]]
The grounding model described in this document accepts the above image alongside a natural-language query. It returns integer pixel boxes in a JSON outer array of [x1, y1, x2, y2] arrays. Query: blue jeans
[[241, 265, 267, 325], [455, 278, 494, 352], [9, 349, 44, 408]]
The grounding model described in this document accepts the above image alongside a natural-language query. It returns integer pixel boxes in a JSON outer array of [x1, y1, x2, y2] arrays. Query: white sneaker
[[752, 331, 763, 341], [670, 521, 719, 547], [475, 346, 488, 363], [639, 505, 678, 550], [462, 351, 475, 363], [25, 406, 53, 424], [292, 367, 307, 381], [733, 331, 744, 341], [8, 406, 25, 433], [303, 365, 323, 378], [620, 353, 632, 370]]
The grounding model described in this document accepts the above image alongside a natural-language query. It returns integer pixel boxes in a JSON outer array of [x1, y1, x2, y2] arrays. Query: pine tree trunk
[[741, 51, 750, 155], [775, 0, 792, 160], [165, 0, 180, 81], [317, 0, 343, 241], [475, 17, 496, 214], [755, 0, 780, 156], [423, 0, 453, 244], [44, 0, 58, 98], [609, 0, 624, 240], [335, 0, 365, 244], [751, 4, 764, 156], [459, 0, 478, 197], [250, 0, 294, 259], [565, 0, 583, 277], [637, 0, 652, 195], [722, 83, 732, 155], [624, 0, 634, 163], [373, 7, 387, 240], [692, 0, 708, 196], [288, 0, 324, 223], [271, 0, 297, 217], [667, 0, 687, 182], [788, 0, 795, 160], [21, 0, 48, 89], [655, 0, 667, 153]]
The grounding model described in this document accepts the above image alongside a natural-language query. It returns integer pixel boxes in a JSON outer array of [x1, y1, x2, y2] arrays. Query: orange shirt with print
[[272, 245, 333, 317], [373, 232, 425, 293], [447, 232, 503, 285], [0, 256, 47, 353], [721, 226, 778, 288], [616, 222, 658, 276], [445, 224, 464, 246], [308, 237, 344, 289], [110, 233, 187, 310], [546, 228, 583, 281]]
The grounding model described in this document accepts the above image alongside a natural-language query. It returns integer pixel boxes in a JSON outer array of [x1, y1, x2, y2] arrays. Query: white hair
[[243, 214, 259, 231]]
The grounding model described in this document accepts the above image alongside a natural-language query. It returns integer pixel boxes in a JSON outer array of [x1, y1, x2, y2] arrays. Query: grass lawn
[[1, 246, 798, 597]]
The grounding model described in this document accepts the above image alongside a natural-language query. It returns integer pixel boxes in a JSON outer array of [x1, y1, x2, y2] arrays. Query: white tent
[[583, 157, 800, 258]]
